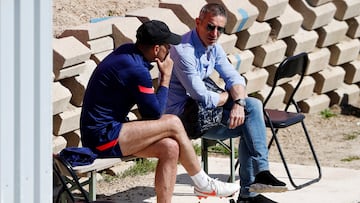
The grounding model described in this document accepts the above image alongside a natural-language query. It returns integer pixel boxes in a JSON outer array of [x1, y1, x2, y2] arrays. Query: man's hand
[[228, 103, 245, 129], [155, 52, 173, 88]]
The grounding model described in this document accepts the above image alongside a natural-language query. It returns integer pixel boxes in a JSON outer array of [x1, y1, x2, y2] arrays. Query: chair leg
[[201, 138, 236, 182], [229, 138, 235, 183], [214, 138, 235, 183], [89, 171, 97, 201], [201, 138, 209, 173], [269, 122, 322, 189]]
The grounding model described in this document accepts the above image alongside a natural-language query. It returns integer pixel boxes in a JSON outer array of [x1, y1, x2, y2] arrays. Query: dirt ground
[[53, 0, 360, 200]]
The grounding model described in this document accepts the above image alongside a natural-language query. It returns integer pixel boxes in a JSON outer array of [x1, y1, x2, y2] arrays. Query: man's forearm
[[230, 84, 247, 100]]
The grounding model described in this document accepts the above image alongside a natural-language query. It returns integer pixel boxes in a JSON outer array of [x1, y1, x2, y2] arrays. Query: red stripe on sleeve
[[96, 139, 118, 151], [138, 85, 154, 94]]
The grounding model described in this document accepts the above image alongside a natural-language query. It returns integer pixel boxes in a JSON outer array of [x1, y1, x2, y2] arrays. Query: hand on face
[[155, 45, 173, 78]]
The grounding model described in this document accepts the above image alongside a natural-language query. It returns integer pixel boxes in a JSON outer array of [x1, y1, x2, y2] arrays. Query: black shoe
[[237, 194, 277, 203], [249, 171, 287, 193]]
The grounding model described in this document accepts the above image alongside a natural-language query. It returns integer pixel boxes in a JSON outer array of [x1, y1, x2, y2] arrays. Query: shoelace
[[207, 178, 221, 193]]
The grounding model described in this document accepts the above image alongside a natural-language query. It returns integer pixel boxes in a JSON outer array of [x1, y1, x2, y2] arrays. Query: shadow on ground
[[96, 186, 155, 203]]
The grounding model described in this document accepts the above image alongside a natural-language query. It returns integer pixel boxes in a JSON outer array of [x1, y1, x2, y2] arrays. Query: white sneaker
[[194, 178, 240, 199]]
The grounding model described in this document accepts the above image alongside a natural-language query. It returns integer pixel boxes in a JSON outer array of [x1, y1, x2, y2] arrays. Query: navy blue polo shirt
[[80, 43, 168, 156]]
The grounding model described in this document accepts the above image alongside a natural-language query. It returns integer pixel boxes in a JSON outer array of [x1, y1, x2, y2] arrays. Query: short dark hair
[[199, 3, 227, 21]]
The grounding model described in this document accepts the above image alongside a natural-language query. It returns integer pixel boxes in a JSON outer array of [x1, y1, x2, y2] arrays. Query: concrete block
[[54, 61, 87, 81], [243, 67, 269, 94], [333, 0, 360, 21], [87, 36, 114, 54], [306, 48, 330, 75], [52, 82, 71, 115], [91, 50, 112, 65], [59, 21, 113, 44], [62, 129, 81, 147], [209, 71, 226, 90], [235, 21, 271, 50], [327, 83, 360, 106], [125, 7, 190, 35], [298, 94, 330, 113], [149, 62, 160, 80], [282, 76, 316, 103], [110, 17, 142, 49], [159, 0, 206, 29], [312, 66, 346, 94], [53, 105, 81, 136], [218, 33, 237, 54], [268, 4, 303, 40], [342, 59, 360, 84], [53, 36, 91, 72], [227, 48, 254, 74], [284, 28, 318, 56], [316, 19, 348, 48], [346, 16, 360, 39], [249, 0, 288, 21], [251, 40, 287, 67], [328, 38, 360, 66], [306, 0, 332, 7], [289, 0, 336, 30], [52, 135, 67, 154], [253, 85, 286, 110], [207, 0, 259, 33], [60, 60, 97, 106]]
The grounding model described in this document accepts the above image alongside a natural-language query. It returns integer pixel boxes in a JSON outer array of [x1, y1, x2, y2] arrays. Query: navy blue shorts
[[83, 122, 124, 158]]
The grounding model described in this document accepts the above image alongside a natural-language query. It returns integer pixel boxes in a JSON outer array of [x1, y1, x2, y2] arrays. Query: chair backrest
[[263, 52, 308, 111]]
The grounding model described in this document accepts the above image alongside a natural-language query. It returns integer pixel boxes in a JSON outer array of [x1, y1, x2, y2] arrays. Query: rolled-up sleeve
[[213, 44, 246, 90]]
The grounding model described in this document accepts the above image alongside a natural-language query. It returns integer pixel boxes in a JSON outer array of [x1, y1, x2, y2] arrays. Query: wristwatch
[[234, 98, 246, 107]]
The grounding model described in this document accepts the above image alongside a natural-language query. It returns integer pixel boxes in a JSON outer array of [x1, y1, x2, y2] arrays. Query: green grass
[[343, 131, 360, 141], [193, 143, 202, 156], [193, 143, 238, 158], [120, 158, 157, 178], [320, 108, 337, 119], [100, 158, 157, 182], [341, 156, 360, 162]]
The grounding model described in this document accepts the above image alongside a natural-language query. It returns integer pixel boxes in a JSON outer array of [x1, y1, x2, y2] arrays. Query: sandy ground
[[53, 0, 360, 201]]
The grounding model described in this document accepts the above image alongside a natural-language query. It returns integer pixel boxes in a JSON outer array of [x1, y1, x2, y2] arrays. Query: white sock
[[191, 170, 210, 189]]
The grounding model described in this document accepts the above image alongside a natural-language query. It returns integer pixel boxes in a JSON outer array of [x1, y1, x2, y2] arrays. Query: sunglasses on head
[[206, 23, 225, 34]]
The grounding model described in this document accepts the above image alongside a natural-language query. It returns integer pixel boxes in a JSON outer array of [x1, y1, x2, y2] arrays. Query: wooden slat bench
[[53, 154, 136, 202]]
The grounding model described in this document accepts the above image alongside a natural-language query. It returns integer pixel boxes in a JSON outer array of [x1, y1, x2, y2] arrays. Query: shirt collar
[[191, 29, 215, 55]]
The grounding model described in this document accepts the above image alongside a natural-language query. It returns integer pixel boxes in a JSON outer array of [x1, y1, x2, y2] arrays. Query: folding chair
[[53, 154, 116, 203], [201, 137, 236, 183], [263, 52, 322, 189]]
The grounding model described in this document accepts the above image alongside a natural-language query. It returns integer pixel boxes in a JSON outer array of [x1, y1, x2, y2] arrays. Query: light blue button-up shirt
[[166, 29, 246, 115]]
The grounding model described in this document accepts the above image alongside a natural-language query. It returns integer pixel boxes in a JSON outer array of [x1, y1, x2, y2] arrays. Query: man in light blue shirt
[[166, 3, 287, 203]]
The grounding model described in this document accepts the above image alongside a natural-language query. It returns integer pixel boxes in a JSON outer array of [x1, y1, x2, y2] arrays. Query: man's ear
[[195, 18, 201, 26], [153, 44, 160, 56]]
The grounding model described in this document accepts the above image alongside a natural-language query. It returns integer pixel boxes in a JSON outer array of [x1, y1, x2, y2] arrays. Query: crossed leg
[[118, 114, 201, 202]]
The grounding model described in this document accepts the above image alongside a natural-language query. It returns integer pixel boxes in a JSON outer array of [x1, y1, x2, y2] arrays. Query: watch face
[[236, 99, 246, 107]]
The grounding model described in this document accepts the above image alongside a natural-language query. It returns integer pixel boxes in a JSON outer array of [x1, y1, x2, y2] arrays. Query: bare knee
[[161, 114, 184, 132], [156, 138, 180, 160]]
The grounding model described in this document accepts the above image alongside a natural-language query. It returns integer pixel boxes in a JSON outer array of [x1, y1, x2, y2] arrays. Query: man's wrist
[[234, 98, 246, 107]]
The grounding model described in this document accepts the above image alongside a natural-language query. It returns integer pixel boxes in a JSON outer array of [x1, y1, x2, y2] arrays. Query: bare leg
[[134, 138, 179, 203], [119, 114, 240, 200], [118, 114, 201, 176]]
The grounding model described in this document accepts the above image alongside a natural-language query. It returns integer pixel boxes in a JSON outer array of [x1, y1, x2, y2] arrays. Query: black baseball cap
[[136, 20, 182, 45]]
